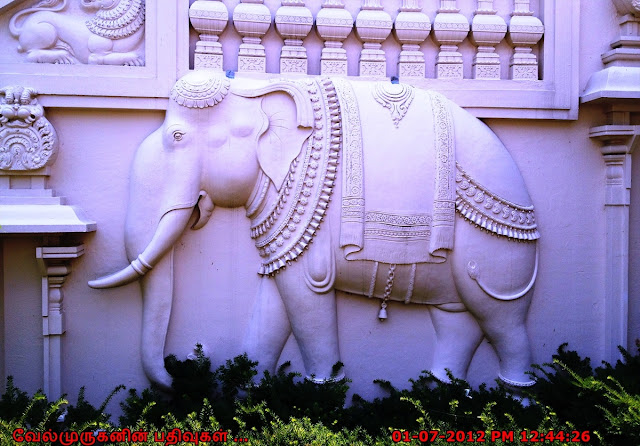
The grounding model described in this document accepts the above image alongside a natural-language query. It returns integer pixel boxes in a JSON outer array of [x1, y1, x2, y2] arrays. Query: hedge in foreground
[[0, 343, 638, 445]]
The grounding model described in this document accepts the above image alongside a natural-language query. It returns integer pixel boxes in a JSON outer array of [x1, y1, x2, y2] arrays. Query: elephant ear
[[233, 81, 314, 191]]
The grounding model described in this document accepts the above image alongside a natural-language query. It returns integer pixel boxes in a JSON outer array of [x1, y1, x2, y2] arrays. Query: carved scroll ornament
[[0, 86, 58, 171]]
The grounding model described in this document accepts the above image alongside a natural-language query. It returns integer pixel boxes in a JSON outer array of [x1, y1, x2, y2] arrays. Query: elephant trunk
[[88, 208, 193, 289]]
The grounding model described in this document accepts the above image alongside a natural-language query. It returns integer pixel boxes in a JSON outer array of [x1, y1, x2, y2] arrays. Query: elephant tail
[[466, 244, 539, 301], [10, 0, 67, 38]]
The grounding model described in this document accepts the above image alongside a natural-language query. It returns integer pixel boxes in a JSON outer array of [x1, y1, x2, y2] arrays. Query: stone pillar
[[433, 0, 469, 79], [233, 0, 272, 73], [394, 0, 431, 79], [189, 0, 229, 71], [355, 0, 393, 78], [590, 123, 639, 363], [36, 245, 85, 398], [471, 0, 507, 79], [507, 0, 544, 80], [275, 0, 313, 74], [316, 0, 354, 76], [582, 0, 640, 362]]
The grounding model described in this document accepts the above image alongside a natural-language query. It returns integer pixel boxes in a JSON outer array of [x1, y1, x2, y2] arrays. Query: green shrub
[[533, 342, 640, 445], [1, 343, 639, 445]]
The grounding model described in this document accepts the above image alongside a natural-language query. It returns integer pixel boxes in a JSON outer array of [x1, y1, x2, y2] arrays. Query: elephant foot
[[501, 377, 537, 407], [429, 369, 452, 385], [145, 366, 174, 393], [305, 372, 346, 384]]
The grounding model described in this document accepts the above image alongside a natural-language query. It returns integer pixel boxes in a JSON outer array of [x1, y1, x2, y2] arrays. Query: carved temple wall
[[0, 0, 638, 418]]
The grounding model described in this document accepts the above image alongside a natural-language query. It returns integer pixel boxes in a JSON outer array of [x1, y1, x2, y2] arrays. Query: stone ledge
[[582, 66, 640, 104], [0, 204, 96, 234]]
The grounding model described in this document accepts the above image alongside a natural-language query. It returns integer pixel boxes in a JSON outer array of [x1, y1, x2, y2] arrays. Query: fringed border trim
[[456, 163, 540, 241], [258, 78, 341, 276]]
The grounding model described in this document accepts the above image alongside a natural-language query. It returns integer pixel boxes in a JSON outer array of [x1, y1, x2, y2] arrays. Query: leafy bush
[[533, 342, 640, 445], [0, 343, 638, 445]]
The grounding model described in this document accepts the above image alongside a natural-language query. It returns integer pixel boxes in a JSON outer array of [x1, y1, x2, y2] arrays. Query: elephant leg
[[244, 277, 292, 377], [274, 259, 341, 382], [461, 295, 533, 385], [451, 253, 535, 384], [139, 249, 175, 391], [429, 303, 484, 382]]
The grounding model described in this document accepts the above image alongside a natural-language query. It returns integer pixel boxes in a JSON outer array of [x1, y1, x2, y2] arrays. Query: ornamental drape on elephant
[[249, 76, 537, 275], [335, 78, 455, 265]]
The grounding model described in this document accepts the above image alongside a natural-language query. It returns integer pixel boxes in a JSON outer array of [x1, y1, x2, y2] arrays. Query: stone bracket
[[35, 245, 84, 398], [590, 125, 640, 206]]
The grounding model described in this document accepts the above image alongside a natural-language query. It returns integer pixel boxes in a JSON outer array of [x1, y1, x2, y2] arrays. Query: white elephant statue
[[89, 71, 540, 393]]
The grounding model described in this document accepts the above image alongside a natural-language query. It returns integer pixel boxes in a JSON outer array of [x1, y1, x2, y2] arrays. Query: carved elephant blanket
[[335, 78, 455, 265], [248, 77, 539, 276]]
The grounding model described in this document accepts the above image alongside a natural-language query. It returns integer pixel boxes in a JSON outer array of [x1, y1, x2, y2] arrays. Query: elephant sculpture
[[89, 71, 540, 393]]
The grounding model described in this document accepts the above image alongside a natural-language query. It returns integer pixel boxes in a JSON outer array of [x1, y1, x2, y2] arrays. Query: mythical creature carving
[[89, 72, 540, 395], [0, 86, 57, 170], [9, 0, 145, 65]]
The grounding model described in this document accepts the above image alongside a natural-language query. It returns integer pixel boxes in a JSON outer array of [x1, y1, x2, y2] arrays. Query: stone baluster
[[233, 0, 272, 73], [433, 0, 469, 79], [470, 0, 506, 79], [316, 0, 354, 76], [275, 1, 313, 74], [394, 0, 431, 79], [355, 0, 393, 78], [316, 0, 353, 76], [189, 0, 229, 71], [507, 0, 544, 80]]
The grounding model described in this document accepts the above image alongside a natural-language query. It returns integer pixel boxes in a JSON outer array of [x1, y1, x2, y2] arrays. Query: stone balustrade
[[190, 0, 544, 80]]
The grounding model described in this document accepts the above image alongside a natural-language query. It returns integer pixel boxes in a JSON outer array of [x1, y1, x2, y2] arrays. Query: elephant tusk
[[466, 244, 539, 301], [89, 207, 192, 290], [88, 255, 153, 289]]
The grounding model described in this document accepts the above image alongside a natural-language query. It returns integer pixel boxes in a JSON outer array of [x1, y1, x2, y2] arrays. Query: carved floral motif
[[0, 86, 57, 171], [371, 82, 415, 128], [170, 73, 230, 109]]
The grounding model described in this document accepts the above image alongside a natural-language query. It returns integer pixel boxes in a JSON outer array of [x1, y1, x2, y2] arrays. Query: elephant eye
[[172, 130, 185, 142]]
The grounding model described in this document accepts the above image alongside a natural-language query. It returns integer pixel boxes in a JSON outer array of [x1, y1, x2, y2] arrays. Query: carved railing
[[0, 0, 578, 118], [191, 0, 543, 81], [186, 0, 578, 119]]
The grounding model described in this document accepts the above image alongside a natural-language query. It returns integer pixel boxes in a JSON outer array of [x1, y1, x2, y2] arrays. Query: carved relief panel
[[0, 1, 187, 105], [6, 0, 145, 66]]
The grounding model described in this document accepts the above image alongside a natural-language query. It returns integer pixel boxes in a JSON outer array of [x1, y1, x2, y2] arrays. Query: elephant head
[[88, 71, 316, 389]]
